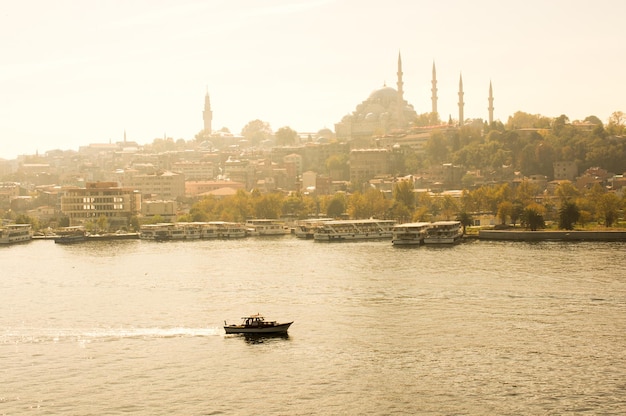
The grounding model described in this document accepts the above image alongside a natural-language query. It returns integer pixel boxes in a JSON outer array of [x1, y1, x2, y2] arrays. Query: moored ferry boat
[[0, 223, 32, 244], [140, 223, 185, 241], [392, 222, 431, 246], [423, 220, 463, 245], [245, 219, 289, 236], [313, 219, 396, 241], [53, 226, 86, 244], [293, 218, 333, 239], [201, 221, 247, 239]]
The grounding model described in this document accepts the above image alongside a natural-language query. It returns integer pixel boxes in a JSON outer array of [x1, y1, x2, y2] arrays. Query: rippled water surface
[[1, 238, 625, 415]]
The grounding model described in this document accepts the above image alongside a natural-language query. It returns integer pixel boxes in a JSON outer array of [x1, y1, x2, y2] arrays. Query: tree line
[[172, 179, 624, 232]]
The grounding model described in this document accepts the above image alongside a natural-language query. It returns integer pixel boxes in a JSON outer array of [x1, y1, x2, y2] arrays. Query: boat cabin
[[242, 314, 276, 327]]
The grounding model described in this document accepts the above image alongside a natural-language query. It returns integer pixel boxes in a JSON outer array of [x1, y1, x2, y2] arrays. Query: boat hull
[[315, 232, 393, 241], [392, 238, 424, 245], [54, 235, 87, 244], [423, 235, 462, 244], [224, 322, 293, 334]]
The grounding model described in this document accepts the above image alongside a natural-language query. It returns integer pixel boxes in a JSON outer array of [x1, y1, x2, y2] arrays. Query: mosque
[[201, 52, 495, 144], [334, 52, 495, 141]]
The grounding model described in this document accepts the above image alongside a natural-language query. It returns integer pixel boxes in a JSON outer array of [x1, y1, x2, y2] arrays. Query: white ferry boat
[[139, 223, 186, 241], [201, 221, 246, 239], [0, 223, 32, 244], [391, 222, 431, 246], [178, 222, 202, 240], [245, 219, 289, 236], [313, 219, 396, 241], [293, 218, 333, 239], [423, 221, 463, 245]]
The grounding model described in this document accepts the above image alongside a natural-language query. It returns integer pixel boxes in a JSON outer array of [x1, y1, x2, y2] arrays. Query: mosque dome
[[368, 85, 398, 101]]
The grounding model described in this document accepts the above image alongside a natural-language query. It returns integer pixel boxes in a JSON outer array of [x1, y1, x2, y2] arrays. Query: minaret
[[396, 51, 404, 101], [431, 61, 438, 116], [203, 89, 213, 133], [488, 80, 494, 125], [396, 51, 404, 126], [458, 73, 464, 126]]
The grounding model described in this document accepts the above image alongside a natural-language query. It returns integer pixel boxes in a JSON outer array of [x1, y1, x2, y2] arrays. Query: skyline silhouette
[[1, 0, 624, 159]]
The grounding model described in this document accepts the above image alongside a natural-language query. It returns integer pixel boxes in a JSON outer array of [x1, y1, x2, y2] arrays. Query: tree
[[96, 215, 109, 233], [253, 193, 283, 219], [425, 131, 448, 163], [521, 203, 545, 231], [597, 193, 621, 227], [241, 119, 272, 146], [282, 192, 313, 219], [326, 195, 346, 218], [558, 201, 580, 230], [457, 211, 473, 235], [275, 126, 297, 146], [607, 111, 625, 135], [555, 181, 580, 202], [393, 180, 414, 209], [497, 201, 513, 225], [326, 154, 349, 180]]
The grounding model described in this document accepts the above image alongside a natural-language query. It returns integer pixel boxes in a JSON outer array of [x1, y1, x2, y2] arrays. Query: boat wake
[[2, 326, 221, 344]]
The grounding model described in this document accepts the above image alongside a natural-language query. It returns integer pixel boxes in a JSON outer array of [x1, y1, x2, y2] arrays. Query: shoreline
[[478, 229, 626, 242]]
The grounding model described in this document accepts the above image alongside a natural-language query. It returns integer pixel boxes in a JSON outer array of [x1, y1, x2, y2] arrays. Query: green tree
[[275, 126, 297, 146], [555, 181, 580, 202], [607, 111, 625, 135], [282, 192, 312, 219], [510, 201, 524, 227], [326, 154, 349, 180], [597, 193, 621, 227], [253, 193, 283, 219], [393, 180, 414, 209], [425, 131, 448, 163], [326, 194, 346, 218], [390, 202, 412, 223], [497, 201, 513, 225], [521, 203, 545, 231], [457, 211, 473, 235], [241, 119, 272, 146], [558, 201, 580, 230], [96, 215, 109, 233]]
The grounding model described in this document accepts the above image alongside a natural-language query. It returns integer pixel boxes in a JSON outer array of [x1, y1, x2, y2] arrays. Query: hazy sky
[[1, 0, 624, 159]]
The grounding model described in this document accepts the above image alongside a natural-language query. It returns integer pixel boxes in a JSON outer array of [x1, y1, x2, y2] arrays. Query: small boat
[[224, 314, 293, 334]]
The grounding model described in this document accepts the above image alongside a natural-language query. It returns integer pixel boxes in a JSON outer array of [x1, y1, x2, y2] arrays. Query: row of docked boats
[[1, 218, 462, 246], [139, 219, 290, 241], [294, 218, 463, 245]]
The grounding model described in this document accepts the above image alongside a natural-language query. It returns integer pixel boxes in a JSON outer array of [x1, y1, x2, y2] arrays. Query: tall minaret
[[396, 51, 405, 125], [488, 80, 494, 125], [396, 51, 404, 101], [431, 61, 438, 116], [203, 89, 213, 133], [458, 73, 465, 126]]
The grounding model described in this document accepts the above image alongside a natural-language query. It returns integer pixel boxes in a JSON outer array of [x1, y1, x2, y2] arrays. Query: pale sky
[[1, 0, 624, 159]]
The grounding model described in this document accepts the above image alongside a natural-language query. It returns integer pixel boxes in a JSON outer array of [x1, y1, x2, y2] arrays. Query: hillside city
[[1, 59, 626, 234], [1, 108, 625, 234]]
